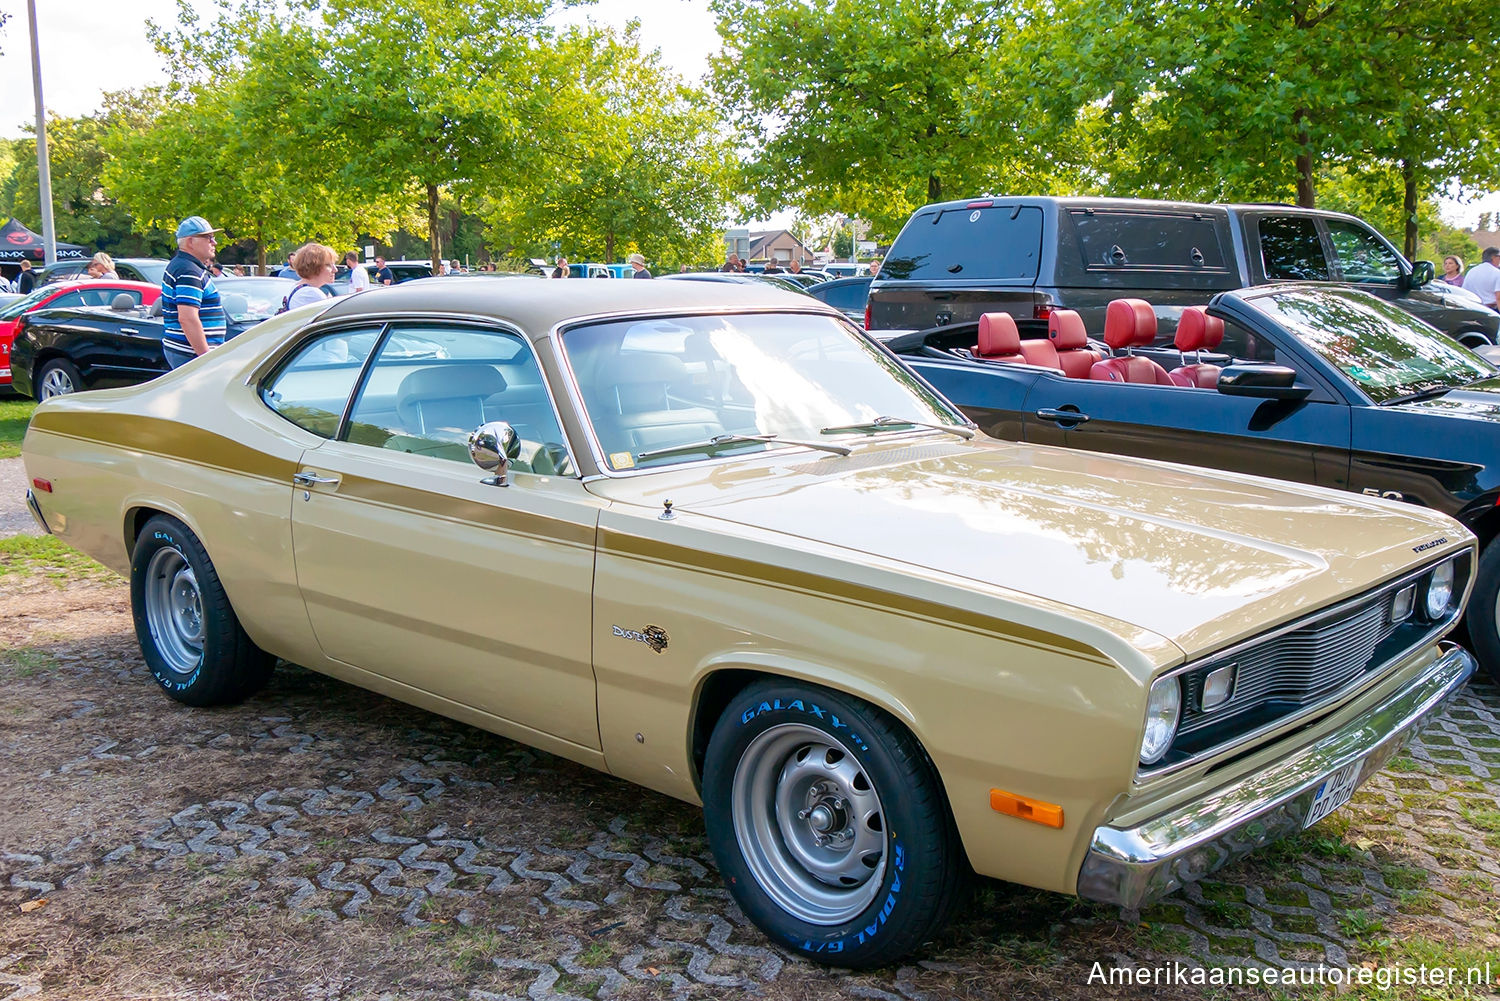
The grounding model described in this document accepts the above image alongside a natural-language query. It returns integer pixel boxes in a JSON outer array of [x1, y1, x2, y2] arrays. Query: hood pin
[[660, 499, 676, 521]]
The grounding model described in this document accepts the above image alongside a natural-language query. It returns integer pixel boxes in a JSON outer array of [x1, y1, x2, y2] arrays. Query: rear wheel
[[130, 514, 274, 705], [701, 680, 966, 968], [1466, 543, 1500, 684], [36, 358, 82, 400]]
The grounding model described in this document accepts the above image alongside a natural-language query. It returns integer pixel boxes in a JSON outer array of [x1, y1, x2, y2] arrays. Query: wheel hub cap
[[143, 547, 205, 676]]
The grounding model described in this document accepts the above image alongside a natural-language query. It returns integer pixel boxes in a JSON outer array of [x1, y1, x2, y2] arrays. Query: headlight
[[1424, 560, 1456, 619], [1140, 675, 1182, 765]]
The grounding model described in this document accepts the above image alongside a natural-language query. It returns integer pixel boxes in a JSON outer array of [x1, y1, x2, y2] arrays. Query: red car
[[0, 280, 160, 389]]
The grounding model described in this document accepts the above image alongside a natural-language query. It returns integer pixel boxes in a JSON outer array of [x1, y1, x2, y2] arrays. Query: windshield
[[127, 260, 167, 284], [216, 277, 300, 320], [0, 285, 58, 320], [1248, 287, 1494, 403], [562, 312, 963, 470]]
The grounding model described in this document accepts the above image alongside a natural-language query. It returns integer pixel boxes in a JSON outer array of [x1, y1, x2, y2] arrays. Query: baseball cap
[[175, 216, 222, 240]]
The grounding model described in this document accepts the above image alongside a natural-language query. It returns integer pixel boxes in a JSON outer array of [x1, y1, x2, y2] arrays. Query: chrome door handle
[[119, 327, 139, 335], [293, 471, 340, 486], [1035, 408, 1090, 425]]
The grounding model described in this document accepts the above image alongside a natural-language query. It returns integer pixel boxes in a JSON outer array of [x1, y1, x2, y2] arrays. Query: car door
[[281, 320, 604, 750], [1019, 312, 1352, 487]]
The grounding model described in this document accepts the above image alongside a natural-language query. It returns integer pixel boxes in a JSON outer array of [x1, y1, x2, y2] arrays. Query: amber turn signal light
[[989, 788, 1064, 828]]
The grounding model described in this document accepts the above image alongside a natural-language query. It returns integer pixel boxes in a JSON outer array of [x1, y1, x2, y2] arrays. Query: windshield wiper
[[636, 433, 852, 463], [819, 415, 975, 440], [1382, 385, 1457, 406]]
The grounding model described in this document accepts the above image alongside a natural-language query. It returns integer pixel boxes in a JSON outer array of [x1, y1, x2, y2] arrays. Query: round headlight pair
[[1140, 675, 1182, 765], [1424, 560, 1456, 620]]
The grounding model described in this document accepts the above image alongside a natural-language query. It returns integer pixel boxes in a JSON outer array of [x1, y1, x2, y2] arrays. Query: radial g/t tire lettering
[[702, 679, 967, 968], [130, 514, 275, 706]]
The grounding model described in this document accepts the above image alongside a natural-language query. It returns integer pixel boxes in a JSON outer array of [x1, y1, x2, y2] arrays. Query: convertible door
[[289, 444, 605, 750], [1021, 373, 1352, 488]]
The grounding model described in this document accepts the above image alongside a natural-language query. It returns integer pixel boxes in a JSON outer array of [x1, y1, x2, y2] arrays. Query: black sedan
[[890, 284, 1500, 681], [11, 277, 314, 400]]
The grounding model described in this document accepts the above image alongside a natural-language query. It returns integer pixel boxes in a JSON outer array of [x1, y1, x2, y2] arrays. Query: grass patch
[[1380, 862, 1430, 891], [1462, 806, 1500, 833], [0, 533, 113, 582], [0, 397, 36, 460], [0, 647, 59, 678], [1345, 935, 1500, 999]]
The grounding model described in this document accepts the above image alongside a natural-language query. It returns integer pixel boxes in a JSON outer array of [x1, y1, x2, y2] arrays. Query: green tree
[[4, 106, 173, 257], [477, 25, 734, 267], [712, 0, 1025, 237]]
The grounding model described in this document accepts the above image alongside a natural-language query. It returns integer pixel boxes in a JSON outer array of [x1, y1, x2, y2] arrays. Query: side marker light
[[990, 789, 1064, 828]]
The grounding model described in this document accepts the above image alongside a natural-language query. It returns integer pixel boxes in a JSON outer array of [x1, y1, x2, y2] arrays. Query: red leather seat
[[1089, 299, 1176, 385], [973, 312, 1025, 363], [1169, 306, 1225, 388], [1048, 309, 1102, 378]]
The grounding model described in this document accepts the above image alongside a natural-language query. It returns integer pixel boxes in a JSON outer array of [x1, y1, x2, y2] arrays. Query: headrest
[[110, 293, 136, 311], [148, 299, 164, 318], [1104, 298, 1157, 350], [1174, 307, 1224, 352], [617, 352, 691, 385], [397, 364, 506, 402], [1048, 309, 1088, 350], [977, 312, 1020, 356]]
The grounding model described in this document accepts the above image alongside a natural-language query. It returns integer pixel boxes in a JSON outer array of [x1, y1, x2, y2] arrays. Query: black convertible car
[[11, 277, 334, 400], [890, 284, 1500, 681]]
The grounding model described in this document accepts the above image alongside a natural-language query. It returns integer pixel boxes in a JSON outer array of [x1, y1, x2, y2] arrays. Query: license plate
[[1304, 758, 1365, 828]]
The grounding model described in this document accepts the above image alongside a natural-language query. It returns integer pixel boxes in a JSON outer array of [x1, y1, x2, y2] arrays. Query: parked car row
[[21, 276, 1480, 969]]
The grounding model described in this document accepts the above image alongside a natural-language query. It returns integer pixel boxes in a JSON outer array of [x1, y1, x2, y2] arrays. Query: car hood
[[586, 436, 1466, 658], [1387, 378, 1500, 421]]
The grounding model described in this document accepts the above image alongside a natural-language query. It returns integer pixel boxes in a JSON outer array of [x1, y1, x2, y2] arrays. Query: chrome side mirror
[[469, 421, 518, 486]]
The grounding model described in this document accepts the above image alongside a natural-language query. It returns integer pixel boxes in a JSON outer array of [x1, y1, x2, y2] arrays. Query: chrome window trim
[[1132, 548, 1473, 787], [545, 306, 968, 480], [253, 310, 580, 479]]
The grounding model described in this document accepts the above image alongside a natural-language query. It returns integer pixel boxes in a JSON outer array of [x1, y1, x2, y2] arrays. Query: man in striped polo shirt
[[161, 216, 227, 369]]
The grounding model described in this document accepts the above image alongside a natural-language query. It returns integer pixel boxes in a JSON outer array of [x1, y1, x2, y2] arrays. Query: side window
[[1325, 221, 1401, 284], [46, 291, 85, 309], [1218, 318, 1279, 363], [344, 324, 571, 473], [1258, 217, 1329, 281], [259, 326, 383, 437]]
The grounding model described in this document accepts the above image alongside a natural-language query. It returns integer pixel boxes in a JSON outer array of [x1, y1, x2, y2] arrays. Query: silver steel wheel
[[39, 365, 76, 399], [731, 722, 888, 925], [143, 546, 205, 676]]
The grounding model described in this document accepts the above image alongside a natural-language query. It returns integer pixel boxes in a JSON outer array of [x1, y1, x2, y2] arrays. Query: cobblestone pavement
[[0, 458, 37, 538], [0, 585, 1497, 998]]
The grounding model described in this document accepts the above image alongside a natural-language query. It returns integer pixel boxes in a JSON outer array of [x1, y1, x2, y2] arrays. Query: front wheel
[[702, 680, 966, 968], [1465, 543, 1500, 684], [130, 514, 274, 706]]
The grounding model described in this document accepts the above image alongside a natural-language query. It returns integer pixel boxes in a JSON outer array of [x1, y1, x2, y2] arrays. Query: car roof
[[318, 273, 829, 337]]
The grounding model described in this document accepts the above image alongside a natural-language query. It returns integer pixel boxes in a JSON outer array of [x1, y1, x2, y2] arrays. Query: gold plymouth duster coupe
[[21, 280, 1478, 966]]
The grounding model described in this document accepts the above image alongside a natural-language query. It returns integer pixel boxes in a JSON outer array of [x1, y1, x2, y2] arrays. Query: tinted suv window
[[1069, 211, 1228, 269], [1258, 216, 1329, 281], [815, 279, 871, 311], [882, 205, 1043, 281], [1325, 220, 1401, 283]]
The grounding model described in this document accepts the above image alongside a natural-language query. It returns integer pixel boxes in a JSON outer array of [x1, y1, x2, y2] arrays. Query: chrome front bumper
[[25, 489, 51, 535], [1077, 641, 1475, 910]]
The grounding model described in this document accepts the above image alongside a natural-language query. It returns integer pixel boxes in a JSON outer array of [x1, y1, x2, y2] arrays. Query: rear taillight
[[966, 200, 994, 208], [864, 302, 872, 329], [1033, 304, 1054, 320]]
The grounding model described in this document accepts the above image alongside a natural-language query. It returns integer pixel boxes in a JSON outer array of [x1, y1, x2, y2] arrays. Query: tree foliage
[[476, 25, 735, 269]]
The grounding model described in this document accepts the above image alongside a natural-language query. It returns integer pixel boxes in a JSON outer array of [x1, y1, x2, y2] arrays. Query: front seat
[[394, 365, 507, 436], [600, 353, 724, 453], [1169, 306, 1226, 388], [1089, 299, 1176, 385]]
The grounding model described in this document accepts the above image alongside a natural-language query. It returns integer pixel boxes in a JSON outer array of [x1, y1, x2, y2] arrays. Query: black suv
[[867, 197, 1499, 347]]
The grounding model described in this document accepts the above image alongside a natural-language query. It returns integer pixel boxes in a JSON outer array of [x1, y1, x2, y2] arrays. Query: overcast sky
[[1, 0, 1495, 230]]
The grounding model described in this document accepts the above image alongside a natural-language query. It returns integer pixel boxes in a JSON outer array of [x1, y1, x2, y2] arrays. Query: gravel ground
[[0, 457, 38, 538]]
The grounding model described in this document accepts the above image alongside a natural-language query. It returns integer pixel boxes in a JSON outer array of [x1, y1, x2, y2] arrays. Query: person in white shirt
[[344, 251, 370, 293], [278, 243, 336, 313], [1463, 247, 1500, 308]]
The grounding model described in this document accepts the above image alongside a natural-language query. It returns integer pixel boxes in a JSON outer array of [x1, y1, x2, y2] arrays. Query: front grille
[[1147, 549, 1471, 775], [1178, 597, 1392, 736]]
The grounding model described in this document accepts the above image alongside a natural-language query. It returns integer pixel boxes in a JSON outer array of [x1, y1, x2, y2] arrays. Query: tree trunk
[[1294, 109, 1315, 208], [1402, 158, 1419, 260], [929, 173, 941, 204], [256, 222, 266, 274], [426, 182, 442, 272], [606, 231, 614, 264]]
